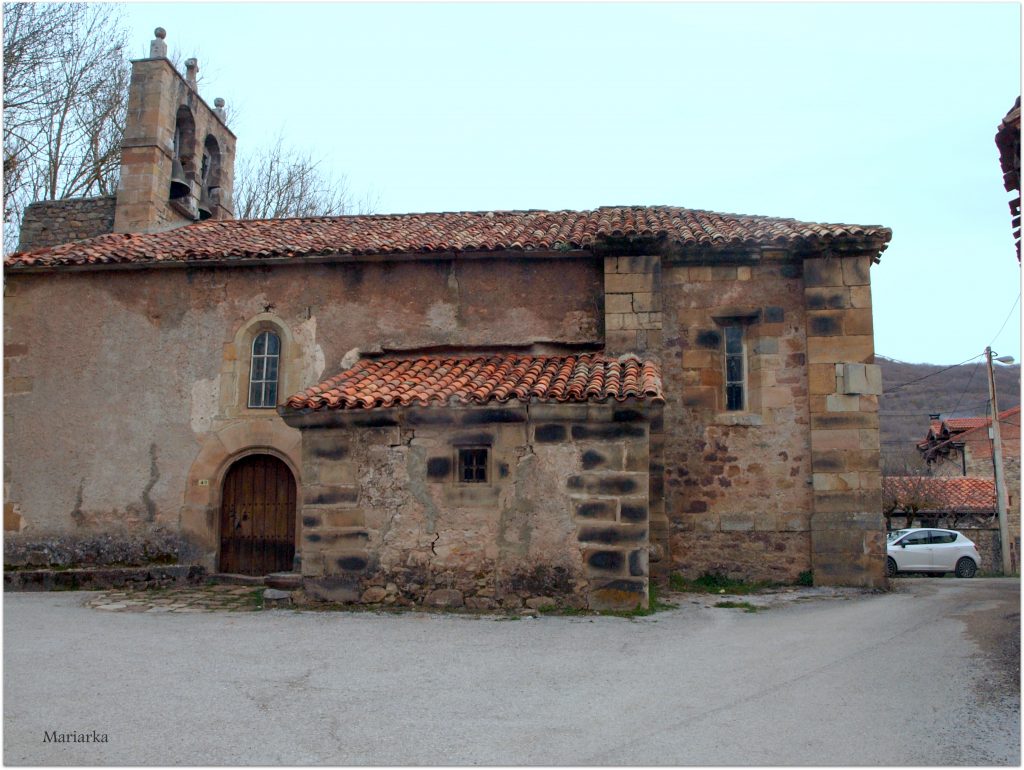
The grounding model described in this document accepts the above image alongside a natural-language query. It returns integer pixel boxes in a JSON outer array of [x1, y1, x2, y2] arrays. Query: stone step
[[4, 565, 204, 592], [264, 572, 302, 590], [208, 573, 266, 586]]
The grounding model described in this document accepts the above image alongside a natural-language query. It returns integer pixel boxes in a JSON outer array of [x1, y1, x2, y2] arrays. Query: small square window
[[458, 448, 488, 484]]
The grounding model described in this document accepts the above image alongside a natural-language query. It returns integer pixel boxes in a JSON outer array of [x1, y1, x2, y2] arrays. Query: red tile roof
[[283, 353, 663, 411], [4, 206, 892, 270], [943, 416, 989, 431], [951, 405, 1021, 461], [882, 476, 996, 513], [996, 96, 1021, 192], [996, 97, 1021, 261], [919, 406, 1022, 454]]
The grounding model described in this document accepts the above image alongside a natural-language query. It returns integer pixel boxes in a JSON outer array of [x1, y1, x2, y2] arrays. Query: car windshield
[[887, 530, 910, 542]]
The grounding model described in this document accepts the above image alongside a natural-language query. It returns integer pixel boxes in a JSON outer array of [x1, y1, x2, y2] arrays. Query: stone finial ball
[[214, 98, 225, 108], [154, 27, 166, 39], [185, 57, 197, 68]]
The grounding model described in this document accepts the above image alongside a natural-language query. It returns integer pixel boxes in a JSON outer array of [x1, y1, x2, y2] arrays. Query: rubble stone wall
[[287, 402, 652, 610], [16, 196, 117, 252]]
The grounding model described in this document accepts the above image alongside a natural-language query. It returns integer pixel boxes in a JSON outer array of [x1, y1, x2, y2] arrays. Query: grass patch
[[669, 571, 773, 595], [714, 600, 761, 613], [537, 604, 589, 616], [797, 570, 813, 587], [536, 584, 677, 619], [604, 583, 678, 619]]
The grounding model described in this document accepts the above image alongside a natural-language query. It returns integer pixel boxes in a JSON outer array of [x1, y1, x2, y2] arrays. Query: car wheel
[[955, 558, 977, 578], [886, 557, 897, 578]]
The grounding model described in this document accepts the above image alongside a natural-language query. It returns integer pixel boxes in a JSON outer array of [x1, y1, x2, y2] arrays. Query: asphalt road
[[3, 578, 1019, 765]]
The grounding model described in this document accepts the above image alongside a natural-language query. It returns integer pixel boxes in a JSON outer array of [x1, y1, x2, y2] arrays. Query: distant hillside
[[876, 355, 1021, 473]]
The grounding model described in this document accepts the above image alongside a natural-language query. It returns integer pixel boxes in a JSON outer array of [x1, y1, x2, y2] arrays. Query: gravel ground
[[4, 577, 1019, 765]]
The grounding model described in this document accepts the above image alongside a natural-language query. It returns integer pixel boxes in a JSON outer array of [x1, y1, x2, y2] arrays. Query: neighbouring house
[[995, 97, 1021, 262], [881, 475, 1004, 571], [3, 29, 894, 607], [916, 406, 1020, 572]]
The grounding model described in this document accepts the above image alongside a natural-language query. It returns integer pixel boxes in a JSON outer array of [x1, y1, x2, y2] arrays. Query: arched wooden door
[[219, 454, 296, 575]]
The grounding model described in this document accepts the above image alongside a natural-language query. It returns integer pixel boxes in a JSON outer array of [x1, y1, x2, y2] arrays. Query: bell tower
[[113, 28, 235, 234]]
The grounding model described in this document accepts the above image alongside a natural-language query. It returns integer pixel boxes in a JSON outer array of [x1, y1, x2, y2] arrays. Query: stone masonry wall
[[287, 402, 652, 611], [604, 255, 663, 357], [16, 197, 117, 252], [803, 254, 886, 587], [660, 256, 815, 583], [115, 55, 235, 234], [3, 256, 601, 566]]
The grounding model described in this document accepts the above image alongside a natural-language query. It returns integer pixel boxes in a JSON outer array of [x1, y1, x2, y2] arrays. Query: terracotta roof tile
[[882, 476, 996, 513], [5, 205, 892, 269], [284, 353, 663, 411], [949, 406, 1021, 460], [943, 416, 989, 431], [919, 406, 1021, 454]]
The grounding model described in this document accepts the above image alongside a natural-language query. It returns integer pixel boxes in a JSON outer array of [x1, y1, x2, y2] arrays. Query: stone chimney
[[113, 28, 236, 234]]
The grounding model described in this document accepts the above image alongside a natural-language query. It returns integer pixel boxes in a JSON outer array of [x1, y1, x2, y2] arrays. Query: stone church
[[4, 30, 892, 609]]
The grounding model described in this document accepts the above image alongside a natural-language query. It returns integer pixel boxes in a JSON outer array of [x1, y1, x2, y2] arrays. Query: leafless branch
[[3, 3, 128, 251], [233, 134, 374, 220]]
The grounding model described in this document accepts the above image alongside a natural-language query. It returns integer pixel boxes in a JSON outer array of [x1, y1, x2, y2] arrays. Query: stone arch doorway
[[219, 454, 296, 575]]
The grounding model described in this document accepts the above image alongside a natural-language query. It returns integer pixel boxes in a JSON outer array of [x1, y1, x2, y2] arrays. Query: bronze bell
[[169, 158, 190, 199], [197, 187, 214, 220]]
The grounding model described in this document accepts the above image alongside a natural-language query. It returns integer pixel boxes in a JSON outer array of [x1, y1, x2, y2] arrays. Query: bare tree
[[3, 3, 129, 251], [3, 3, 75, 220], [4, 7, 370, 252], [233, 135, 375, 220], [881, 446, 932, 476], [882, 476, 942, 531]]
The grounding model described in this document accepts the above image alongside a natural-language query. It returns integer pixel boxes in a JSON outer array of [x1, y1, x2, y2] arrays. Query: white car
[[886, 528, 981, 578]]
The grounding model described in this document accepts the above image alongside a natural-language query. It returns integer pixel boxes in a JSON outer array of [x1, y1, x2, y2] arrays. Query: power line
[[944, 361, 982, 420], [989, 292, 1021, 348], [885, 353, 985, 394], [880, 400, 991, 417]]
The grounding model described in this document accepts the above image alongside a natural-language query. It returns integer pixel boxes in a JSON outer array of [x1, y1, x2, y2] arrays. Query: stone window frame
[[456, 446, 489, 484], [722, 324, 746, 412], [712, 310, 762, 425], [247, 330, 281, 409], [221, 313, 300, 419]]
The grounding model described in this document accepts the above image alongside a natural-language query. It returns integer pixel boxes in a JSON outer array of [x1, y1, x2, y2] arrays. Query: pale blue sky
[[122, 2, 1021, 367]]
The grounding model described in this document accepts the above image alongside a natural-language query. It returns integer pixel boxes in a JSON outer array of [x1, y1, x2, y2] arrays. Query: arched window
[[248, 331, 281, 408]]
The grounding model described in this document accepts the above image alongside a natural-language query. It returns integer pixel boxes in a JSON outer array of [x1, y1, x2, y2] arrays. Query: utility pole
[[985, 346, 1013, 575]]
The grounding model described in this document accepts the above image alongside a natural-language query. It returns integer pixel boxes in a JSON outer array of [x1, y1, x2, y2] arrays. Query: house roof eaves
[[4, 205, 893, 272]]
